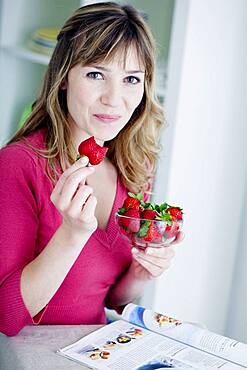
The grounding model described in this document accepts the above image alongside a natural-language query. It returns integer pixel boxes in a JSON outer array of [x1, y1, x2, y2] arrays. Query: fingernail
[[79, 156, 89, 164], [132, 248, 139, 254]]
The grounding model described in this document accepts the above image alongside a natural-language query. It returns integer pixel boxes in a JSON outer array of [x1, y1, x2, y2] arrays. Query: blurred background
[[0, 0, 246, 342]]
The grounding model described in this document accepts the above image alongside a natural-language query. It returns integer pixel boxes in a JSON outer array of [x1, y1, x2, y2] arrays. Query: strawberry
[[119, 209, 140, 232], [122, 192, 144, 210], [123, 196, 141, 210], [166, 207, 183, 221], [165, 222, 180, 239], [141, 209, 157, 220], [143, 223, 162, 242], [117, 194, 184, 245], [78, 136, 108, 165], [120, 227, 128, 236]]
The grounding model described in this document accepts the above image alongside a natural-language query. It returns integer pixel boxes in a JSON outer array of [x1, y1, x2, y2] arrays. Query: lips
[[93, 114, 121, 123]]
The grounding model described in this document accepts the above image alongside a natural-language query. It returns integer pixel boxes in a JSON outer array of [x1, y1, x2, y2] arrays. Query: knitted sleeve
[[0, 144, 46, 336]]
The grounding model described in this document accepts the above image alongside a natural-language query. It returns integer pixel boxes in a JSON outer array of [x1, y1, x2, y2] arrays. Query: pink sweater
[[0, 128, 134, 336]]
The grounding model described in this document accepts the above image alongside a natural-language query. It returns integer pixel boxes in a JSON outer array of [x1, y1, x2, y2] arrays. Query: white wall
[[226, 177, 247, 342], [151, 0, 247, 337]]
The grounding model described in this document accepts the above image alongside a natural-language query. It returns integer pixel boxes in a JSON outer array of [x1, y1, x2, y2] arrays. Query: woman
[[0, 2, 182, 336]]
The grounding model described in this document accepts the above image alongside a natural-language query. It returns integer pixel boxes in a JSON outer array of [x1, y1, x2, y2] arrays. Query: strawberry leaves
[[137, 220, 151, 237], [128, 192, 144, 202], [116, 192, 184, 242], [118, 193, 183, 223]]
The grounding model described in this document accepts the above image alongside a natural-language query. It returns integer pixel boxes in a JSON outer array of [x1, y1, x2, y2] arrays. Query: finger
[[79, 194, 98, 222], [58, 156, 90, 188], [66, 185, 94, 216], [132, 252, 165, 277], [145, 246, 175, 259], [53, 166, 94, 208], [133, 248, 174, 268], [51, 157, 89, 201], [60, 167, 94, 204]]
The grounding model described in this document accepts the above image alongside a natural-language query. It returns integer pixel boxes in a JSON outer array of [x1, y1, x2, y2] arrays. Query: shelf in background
[[2, 45, 50, 65]]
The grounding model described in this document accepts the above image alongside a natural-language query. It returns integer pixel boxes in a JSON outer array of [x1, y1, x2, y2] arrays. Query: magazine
[[57, 303, 247, 370]]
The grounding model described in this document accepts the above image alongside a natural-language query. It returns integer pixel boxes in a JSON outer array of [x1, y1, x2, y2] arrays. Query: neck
[[68, 114, 105, 151]]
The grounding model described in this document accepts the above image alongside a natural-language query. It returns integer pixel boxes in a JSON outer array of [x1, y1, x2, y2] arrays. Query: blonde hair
[[6, 2, 165, 193]]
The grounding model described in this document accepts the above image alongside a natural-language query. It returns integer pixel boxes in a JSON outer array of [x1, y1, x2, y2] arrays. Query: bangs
[[99, 40, 145, 72], [72, 16, 153, 79]]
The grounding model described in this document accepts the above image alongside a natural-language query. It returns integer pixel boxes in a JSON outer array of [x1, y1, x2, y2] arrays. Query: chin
[[95, 128, 122, 142]]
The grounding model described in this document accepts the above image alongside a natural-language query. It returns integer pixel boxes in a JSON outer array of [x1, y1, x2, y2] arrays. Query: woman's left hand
[[130, 232, 184, 281]]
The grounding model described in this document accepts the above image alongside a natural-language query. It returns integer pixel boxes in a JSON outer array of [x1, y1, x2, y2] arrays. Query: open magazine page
[[57, 320, 243, 370], [122, 304, 247, 368]]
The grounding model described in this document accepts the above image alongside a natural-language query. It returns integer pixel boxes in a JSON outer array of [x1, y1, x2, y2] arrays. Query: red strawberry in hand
[[78, 136, 108, 165], [119, 209, 140, 233], [166, 207, 183, 221]]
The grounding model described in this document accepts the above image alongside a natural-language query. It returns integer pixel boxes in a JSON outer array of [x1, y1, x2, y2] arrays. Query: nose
[[100, 81, 122, 107]]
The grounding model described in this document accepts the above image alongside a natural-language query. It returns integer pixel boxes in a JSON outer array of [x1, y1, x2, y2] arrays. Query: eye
[[86, 72, 104, 80], [124, 76, 141, 85]]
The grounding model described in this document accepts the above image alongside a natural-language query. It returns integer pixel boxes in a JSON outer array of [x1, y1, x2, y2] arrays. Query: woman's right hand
[[50, 156, 98, 240]]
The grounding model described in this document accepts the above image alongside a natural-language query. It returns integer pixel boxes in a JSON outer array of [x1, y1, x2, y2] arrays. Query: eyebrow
[[91, 65, 145, 74]]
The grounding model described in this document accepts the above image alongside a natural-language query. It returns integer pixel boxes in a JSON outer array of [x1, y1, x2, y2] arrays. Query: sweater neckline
[[94, 174, 125, 247]]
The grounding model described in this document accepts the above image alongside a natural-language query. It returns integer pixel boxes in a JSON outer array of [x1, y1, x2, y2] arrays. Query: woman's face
[[65, 45, 145, 146]]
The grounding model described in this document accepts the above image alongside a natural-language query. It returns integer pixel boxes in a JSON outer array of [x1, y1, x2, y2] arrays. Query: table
[[0, 325, 102, 370]]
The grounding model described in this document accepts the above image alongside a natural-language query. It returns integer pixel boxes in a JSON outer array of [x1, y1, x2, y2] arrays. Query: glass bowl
[[115, 213, 183, 249]]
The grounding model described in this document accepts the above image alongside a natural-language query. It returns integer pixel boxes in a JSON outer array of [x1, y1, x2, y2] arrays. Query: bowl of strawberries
[[115, 193, 183, 249]]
